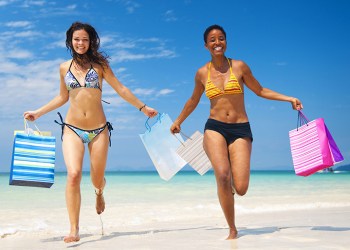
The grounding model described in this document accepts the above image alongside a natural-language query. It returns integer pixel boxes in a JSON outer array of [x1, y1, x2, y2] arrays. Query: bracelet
[[139, 104, 146, 111]]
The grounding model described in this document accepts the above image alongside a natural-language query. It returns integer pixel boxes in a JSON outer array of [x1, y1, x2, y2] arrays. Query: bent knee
[[234, 186, 248, 196]]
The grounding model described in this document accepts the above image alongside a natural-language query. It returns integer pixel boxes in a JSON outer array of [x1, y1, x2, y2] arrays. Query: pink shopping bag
[[289, 111, 344, 176]]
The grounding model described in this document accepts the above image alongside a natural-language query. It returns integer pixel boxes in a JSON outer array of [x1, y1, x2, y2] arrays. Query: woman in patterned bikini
[[23, 21, 158, 243], [170, 24, 302, 239]]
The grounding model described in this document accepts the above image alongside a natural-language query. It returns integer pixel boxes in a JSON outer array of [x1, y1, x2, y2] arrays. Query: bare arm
[[23, 64, 69, 121], [170, 71, 205, 133], [241, 61, 303, 110], [103, 65, 158, 117]]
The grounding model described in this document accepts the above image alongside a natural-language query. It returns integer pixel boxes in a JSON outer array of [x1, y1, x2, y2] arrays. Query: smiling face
[[205, 29, 227, 56], [72, 29, 90, 55]]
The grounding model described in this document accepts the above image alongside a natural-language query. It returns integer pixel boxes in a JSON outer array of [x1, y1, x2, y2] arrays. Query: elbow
[[255, 92, 263, 98], [59, 95, 69, 105], [62, 95, 69, 103]]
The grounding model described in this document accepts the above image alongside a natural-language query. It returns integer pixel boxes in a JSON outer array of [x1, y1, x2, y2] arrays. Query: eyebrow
[[73, 36, 89, 39]]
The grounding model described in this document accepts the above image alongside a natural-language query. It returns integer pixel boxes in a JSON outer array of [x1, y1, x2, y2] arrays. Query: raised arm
[[102, 65, 158, 117], [23, 63, 70, 121], [241, 61, 303, 110], [170, 70, 205, 133]]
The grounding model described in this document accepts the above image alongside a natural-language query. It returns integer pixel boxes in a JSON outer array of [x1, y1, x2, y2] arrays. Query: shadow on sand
[[41, 224, 350, 247]]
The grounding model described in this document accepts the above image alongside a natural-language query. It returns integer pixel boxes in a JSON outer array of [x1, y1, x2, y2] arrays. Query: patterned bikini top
[[65, 60, 101, 91], [205, 58, 243, 100]]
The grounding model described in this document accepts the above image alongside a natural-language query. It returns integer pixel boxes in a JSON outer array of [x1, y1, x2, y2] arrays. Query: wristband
[[139, 104, 146, 111]]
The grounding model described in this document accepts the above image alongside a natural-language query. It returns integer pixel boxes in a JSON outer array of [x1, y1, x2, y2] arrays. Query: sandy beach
[[1, 207, 350, 250], [1, 171, 350, 249]]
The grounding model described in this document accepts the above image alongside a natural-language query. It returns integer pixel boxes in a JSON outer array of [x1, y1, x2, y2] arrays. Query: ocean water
[[1, 170, 350, 237]]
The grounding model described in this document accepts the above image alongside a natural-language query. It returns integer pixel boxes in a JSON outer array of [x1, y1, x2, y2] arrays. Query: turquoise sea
[[1, 170, 350, 237]]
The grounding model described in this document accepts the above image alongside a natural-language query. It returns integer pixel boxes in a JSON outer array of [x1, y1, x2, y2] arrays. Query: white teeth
[[214, 47, 222, 51]]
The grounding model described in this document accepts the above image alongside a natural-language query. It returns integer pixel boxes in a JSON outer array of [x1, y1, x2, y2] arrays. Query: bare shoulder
[[59, 60, 72, 74], [230, 58, 251, 74], [195, 63, 209, 80], [230, 58, 248, 68]]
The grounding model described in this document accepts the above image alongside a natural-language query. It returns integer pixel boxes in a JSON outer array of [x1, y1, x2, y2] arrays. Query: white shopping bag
[[176, 131, 212, 175], [139, 113, 187, 181]]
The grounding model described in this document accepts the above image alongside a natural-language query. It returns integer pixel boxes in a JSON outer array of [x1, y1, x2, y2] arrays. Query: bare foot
[[95, 191, 105, 214], [63, 232, 80, 243], [226, 228, 238, 240], [95, 178, 106, 214]]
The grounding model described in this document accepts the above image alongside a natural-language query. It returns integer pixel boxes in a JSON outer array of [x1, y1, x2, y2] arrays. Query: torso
[[200, 58, 249, 123], [60, 59, 107, 129]]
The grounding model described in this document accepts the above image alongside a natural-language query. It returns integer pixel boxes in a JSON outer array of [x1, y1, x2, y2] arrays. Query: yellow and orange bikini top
[[205, 58, 243, 100]]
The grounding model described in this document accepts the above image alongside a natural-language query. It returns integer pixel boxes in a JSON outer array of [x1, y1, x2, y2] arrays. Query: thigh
[[203, 130, 231, 176], [62, 127, 85, 176], [88, 128, 109, 174], [228, 138, 252, 192]]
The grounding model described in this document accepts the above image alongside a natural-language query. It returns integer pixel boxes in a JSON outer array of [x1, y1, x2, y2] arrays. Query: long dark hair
[[66, 21, 109, 68]]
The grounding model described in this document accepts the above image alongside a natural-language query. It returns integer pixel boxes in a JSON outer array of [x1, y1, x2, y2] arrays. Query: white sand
[[1, 207, 349, 250]]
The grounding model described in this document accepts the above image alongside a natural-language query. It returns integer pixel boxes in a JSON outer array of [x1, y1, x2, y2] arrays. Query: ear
[[204, 43, 209, 50]]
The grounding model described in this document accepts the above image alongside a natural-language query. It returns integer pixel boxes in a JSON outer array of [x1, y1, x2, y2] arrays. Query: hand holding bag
[[10, 119, 56, 188], [139, 113, 187, 181], [289, 111, 344, 176]]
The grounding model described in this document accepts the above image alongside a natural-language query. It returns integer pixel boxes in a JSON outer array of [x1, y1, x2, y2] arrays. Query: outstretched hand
[[23, 111, 39, 121], [142, 106, 158, 118], [291, 98, 303, 110], [170, 122, 181, 134]]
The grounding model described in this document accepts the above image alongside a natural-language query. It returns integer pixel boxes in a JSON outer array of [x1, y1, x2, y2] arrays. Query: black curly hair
[[203, 24, 226, 43]]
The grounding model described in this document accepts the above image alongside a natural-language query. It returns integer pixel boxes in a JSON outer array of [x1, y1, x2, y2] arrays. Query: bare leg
[[88, 129, 109, 215], [204, 130, 237, 239], [227, 137, 252, 239], [61, 128, 85, 243]]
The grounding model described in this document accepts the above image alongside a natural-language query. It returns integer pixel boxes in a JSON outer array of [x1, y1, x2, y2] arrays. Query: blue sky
[[0, 0, 349, 172]]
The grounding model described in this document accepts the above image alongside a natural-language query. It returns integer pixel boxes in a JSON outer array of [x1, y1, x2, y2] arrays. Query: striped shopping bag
[[289, 111, 343, 176], [10, 131, 56, 188], [176, 131, 212, 175]]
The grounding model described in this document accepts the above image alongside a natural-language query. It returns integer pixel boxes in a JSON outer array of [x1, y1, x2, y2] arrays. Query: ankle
[[94, 178, 106, 195]]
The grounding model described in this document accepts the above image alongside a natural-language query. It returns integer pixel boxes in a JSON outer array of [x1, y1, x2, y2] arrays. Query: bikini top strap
[[207, 62, 212, 81], [226, 58, 233, 75], [54, 112, 65, 141], [68, 60, 74, 70]]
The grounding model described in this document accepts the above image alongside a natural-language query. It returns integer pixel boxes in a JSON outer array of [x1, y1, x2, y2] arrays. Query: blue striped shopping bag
[[9, 132, 56, 188]]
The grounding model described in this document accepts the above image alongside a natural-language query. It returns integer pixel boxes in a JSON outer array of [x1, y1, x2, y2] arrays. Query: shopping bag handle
[[173, 131, 192, 146], [145, 113, 163, 132], [297, 110, 310, 130], [24, 118, 42, 135]]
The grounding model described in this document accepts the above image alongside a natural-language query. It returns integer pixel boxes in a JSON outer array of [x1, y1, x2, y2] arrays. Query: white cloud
[[1, 30, 42, 39], [5, 21, 33, 28], [66, 4, 76, 10], [111, 48, 176, 63], [133, 88, 155, 96], [118, 0, 141, 14], [275, 62, 287, 66], [21, 0, 46, 7], [156, 88, 174, 96], [5, 49, 33, 59], [163, 10, 178, 22], [132, 88, 174, 97], [0, 0, 16, 7], [0, 58, 63, 120]]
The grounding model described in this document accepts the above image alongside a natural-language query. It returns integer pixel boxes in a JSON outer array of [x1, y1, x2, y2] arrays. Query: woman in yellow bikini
[[23, 22, 158, 243], [170, 24, 303, 239]]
